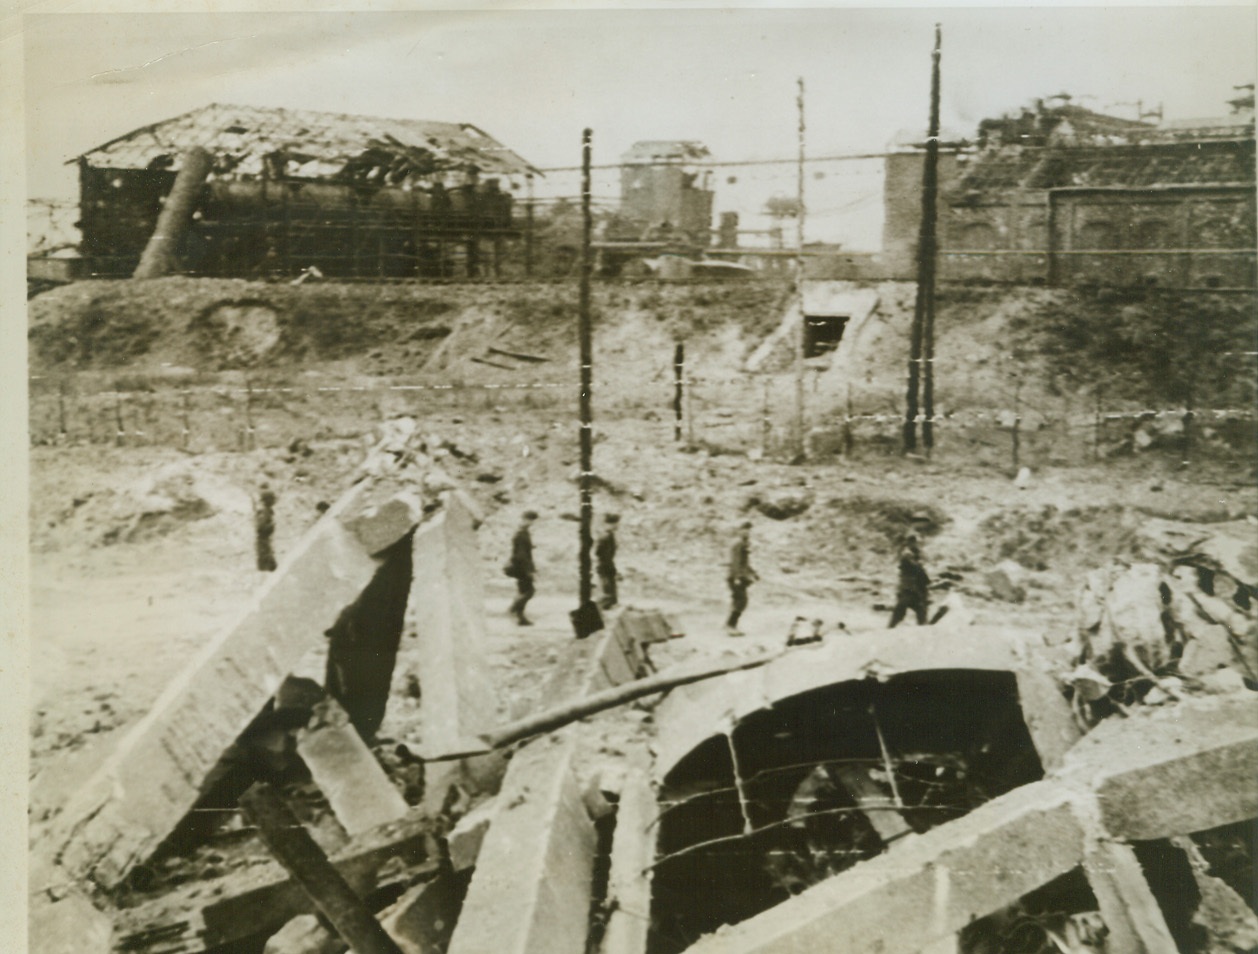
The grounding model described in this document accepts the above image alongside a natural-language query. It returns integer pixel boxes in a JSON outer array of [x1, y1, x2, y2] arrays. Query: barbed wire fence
[[29, 368, 1256, 469]]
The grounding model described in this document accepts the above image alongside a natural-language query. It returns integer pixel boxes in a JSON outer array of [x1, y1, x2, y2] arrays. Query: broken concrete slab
[[29, 888, 113, 954], [599, 752, 657, 954], [379, 873, 464, 954], [679, 695, 1257, 954], [48, 480, 422, 889], [344, 492, 424, 556], [651, 626, 1058, 782], [262, 914, 346, 954], [447, 736, 597, 954], [1059, 693, 1258, 841], [297, 698, 409, 836], [1012, 667, 1082, 772], [681, 781, 1085, 954], [410, 492, 497, 758], [448, 796, 498, 872]]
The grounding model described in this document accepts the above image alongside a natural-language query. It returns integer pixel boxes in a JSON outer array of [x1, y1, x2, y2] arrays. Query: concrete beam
[[411, 492, 497, 757], [1012, 667, 1082, 771], [296, 697, 409, 836], [599, 752, 658, 954], [1080, 839, 1178, 954], [447, 736, 597, 954], [1059, 693, 1258, 840], [49, 479, 421, 889]]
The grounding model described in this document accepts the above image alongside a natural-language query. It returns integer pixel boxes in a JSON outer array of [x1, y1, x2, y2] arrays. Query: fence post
[[761, 377, 771, 457], [1012, 377, 1022, 470], [58, 379, 68, 440], [1093, 387, 1103, 462], [114, 393, 125, 447], [843, 382, 855, 457], [244, 378, 256, 450], [181, 390, 192, 451], [673, 342, 684, 442]]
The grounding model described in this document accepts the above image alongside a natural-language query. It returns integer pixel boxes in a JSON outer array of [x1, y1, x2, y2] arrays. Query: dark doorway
[[803, 314, 848, 358]]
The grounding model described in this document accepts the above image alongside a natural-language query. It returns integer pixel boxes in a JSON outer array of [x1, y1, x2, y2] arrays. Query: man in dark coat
[[726, 521, 758, 636], [506, 510, 538, 626], [889, 533, 930, 628], [596, 513, 620, 610], [254, 483, 277, 572]]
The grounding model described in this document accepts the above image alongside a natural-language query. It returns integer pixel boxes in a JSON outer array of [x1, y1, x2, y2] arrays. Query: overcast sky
[[20, 3, 1258, 248]]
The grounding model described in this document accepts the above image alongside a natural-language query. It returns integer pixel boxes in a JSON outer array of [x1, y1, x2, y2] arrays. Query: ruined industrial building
[[65, 103, 539, 280], [23, 39, 1258, 954]]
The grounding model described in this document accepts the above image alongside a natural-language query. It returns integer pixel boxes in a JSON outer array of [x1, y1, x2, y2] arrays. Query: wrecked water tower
[[71, 103, 541, 280]]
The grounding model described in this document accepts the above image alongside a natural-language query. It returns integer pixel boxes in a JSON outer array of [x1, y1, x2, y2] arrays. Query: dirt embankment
[[27, 277, 789, 382]]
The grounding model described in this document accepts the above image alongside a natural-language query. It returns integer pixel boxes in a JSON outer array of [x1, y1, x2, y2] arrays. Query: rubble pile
[[1068, 518, 1257, 719]]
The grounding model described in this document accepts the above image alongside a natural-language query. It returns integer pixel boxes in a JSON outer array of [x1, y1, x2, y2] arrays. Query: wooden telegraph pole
[[904, 25, 942, 454], [795, 77, 808, 460], [573, 128, 600, 639]]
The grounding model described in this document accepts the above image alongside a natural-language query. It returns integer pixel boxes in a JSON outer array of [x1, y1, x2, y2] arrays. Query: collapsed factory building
[[879, 96, 1257, 289], [70, 103, 540, 280]]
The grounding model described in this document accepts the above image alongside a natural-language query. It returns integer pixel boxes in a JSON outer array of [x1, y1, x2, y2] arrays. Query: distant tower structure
[[619, 141, 714, 246]]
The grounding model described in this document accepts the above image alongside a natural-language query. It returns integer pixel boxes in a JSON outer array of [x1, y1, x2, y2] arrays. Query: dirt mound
[[38, 459, 253, 548], [978, 504, 1137, 572]]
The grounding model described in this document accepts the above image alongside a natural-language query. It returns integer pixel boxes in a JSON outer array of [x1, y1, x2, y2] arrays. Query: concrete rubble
[[35, 430, 1255, 954], [44, 456, 424, 890]]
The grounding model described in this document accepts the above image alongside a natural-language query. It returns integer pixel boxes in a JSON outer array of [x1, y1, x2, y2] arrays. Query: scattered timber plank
[[48, 476, 422, 890], [486, 347, 550, 363], [296, 697, 409, 836], [114, 808, 435, 954], [469, 356, 513, 370], [239, 784, 404, 954]]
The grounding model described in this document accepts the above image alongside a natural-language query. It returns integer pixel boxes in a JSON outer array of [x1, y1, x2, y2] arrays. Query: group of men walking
[[504, 510, 931, 634]]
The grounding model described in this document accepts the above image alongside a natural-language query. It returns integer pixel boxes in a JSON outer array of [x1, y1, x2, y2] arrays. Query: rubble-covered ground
[[26, 276, 1258, 951]]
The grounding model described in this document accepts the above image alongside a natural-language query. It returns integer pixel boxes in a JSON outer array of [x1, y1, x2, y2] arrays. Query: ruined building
[[71, 103, 540, 279], [617, 140, 715, 245], [882, 96, 1257, 288]]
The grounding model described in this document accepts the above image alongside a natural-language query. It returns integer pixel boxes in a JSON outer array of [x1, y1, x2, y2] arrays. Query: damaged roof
[[621, 140, 712, 165], [956, 137, 1255, 193], [72, 102, 541, 182]]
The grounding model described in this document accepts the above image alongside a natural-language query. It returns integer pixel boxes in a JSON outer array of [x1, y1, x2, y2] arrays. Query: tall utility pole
[[921, 24, 942, 453], [575, 128, 597, 638], [904, 25, 942, 454], [794, 77, 808, 460]]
